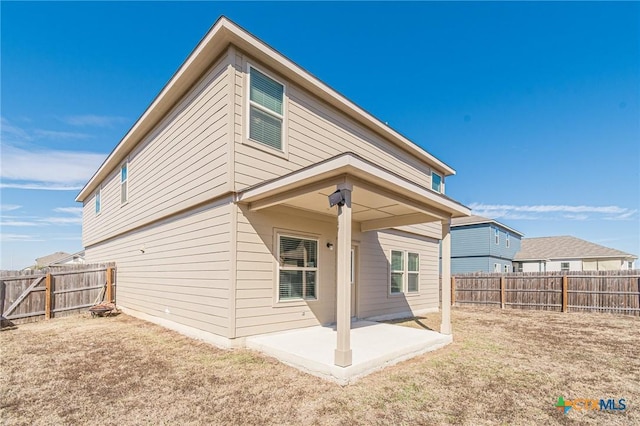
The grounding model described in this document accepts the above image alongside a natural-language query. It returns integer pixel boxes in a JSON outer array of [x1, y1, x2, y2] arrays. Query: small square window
[[390, 250, 419, 294], [561, 262, 570, 272], [431, 171, 443, 193]]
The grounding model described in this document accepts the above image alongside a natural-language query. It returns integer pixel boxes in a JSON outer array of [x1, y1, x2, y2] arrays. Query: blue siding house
[[449, 215, 523, 273]]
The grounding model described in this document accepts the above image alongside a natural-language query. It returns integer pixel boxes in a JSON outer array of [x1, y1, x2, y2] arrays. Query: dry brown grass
[[1, 307, 638, 425]]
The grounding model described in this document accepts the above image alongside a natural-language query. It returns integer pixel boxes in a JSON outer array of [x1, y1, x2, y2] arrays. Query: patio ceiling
[[236, 153, 470, 232]]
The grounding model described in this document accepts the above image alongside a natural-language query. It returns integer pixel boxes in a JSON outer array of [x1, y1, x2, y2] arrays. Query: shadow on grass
[[381, 316, 436, 331]]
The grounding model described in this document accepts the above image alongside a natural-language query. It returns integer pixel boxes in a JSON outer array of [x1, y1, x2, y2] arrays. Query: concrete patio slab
[[245, 321, 452, 384]]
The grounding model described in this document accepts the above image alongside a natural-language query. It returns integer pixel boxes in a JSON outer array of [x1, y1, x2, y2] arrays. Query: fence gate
[[0, 263, 115, 327]]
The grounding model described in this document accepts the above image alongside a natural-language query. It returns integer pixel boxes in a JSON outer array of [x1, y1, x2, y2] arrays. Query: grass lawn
[[1, 307, 638, 425]]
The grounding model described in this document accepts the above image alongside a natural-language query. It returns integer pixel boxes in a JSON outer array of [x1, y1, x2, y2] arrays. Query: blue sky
[[1, 2, 638, 269]]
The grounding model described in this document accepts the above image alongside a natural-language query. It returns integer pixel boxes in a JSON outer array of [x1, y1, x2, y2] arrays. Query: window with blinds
[[249, 67, 284, 151], [278, 235, 317, 301]]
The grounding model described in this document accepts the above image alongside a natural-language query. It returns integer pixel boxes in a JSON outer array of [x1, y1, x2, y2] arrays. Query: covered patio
[[246, 320, 452, 384], [236, 152, 470, 377]]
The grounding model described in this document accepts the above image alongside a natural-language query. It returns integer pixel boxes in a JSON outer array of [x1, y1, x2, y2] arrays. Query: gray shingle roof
[[451, 215, 524, 236], [35, 251, 71, 267], [514, 236, 637, 261]]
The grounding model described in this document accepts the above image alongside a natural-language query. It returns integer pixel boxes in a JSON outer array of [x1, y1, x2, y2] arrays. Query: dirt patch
[[1, 307, 638, 425]]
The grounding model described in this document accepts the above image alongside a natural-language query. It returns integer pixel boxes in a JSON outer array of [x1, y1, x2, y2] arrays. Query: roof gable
[[76, 16, 455, 202]]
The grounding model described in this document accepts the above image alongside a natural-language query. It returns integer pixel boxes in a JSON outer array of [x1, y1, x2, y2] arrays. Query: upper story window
[[120, 161, 128, 204], [95, 188, 101, 215], [494, 228, 499, 245], [278, 235, 317, 301], [431, 171, 443, 193], [506, 233, 510, 248], [249, 66, 285, 151]]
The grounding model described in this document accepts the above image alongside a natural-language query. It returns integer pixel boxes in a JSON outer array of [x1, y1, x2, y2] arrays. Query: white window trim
[[560, 262, 570, 272], [504, 264, 510, 273], [95, 186, 101, 215], [245, 63, 288, 159], [506, 233, 510, 248], [431, 171, 444, 194], [494, 228, 499, 245], [120, 159, 129, 206], [350, 248, 355, 285], [275, 232, 319, 304], [494, 263, 500, 273], [389, 249, 420, 296]]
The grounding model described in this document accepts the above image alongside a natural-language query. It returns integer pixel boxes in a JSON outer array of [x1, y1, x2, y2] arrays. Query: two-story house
[[76, 17, 470, 373], [449, 215, 523, 273]]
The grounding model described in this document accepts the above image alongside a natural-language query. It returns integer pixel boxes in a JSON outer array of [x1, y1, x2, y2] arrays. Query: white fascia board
[[237, 154, 470, 218]]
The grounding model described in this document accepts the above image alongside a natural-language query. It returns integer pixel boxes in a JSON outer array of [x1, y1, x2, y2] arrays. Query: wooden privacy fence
[[450, 270, 640, 315], [0, 263, 115, 326]]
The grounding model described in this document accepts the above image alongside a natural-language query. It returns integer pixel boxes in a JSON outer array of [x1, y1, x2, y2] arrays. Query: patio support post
[[334, 181, 353, 367], [440, 219, 452, 335]]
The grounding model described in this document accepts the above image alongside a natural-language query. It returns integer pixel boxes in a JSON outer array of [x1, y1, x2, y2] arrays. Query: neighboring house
[[35, 251, 71, 268], [49, 250, 85, 267], [31, 250, 85, 270], [449, 215, 523, 273], [75, 17, 470, 368], [513, 236, 637, 272]]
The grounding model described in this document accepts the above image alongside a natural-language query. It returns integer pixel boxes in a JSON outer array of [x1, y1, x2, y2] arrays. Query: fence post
[[562, 275, 568, 313], [451, 277, 455, 306], [45, 273, 52, 319], [0, 280, 5, 317], [106, 267, 113, 303], [500, 276, 505, 309]]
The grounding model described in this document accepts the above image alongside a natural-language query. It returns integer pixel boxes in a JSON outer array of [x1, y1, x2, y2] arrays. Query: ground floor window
[[390, 250, 419, 294], [278, 235, 318, 301], [561, 262, 570, 272]]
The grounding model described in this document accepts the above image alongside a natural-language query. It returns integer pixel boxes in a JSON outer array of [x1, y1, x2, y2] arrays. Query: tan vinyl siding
[[83, 51, 233, 247], [85, 198, 232, 337], [358, 229, 440, 319], [232, 51, 442, 195], [396, 222, 442, 240], [233, 206, 441, 338], [233, 206, 337, 338]]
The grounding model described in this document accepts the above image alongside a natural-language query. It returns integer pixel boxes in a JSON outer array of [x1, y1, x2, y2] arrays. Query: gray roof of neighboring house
[[35, 251, 71, 266], [514, 236, 638, 261], [450, 215, 524, 236], [49, 250, 85, 265]]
